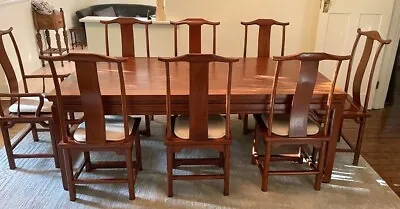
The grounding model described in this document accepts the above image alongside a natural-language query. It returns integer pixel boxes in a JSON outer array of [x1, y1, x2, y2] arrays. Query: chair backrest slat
[[75, 61, 106, 144], [159, 54, 238, 141], [344, 28, 391, 111], [101, 17, 152, 57], [0, 27, 29, 94], [241, 19, 289, 58], [40, 53, 128, 144], [272, 53, 351, 138], [171, 18, 220, 56]]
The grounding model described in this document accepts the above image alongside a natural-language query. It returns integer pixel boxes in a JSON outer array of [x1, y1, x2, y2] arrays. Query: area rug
[[0, 117, 399, 209]]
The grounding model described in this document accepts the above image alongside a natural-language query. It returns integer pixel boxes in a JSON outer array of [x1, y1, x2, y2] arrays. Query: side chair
[[158, 54, 239, 197], [314, 29, 391, 165], [0, 27, 59, 169], [101, 17, 152, 136], [240, 19, 289, 134], [170, 18, 220, 56], [252, 53, 351, 191], [40, 53, 142, 201]]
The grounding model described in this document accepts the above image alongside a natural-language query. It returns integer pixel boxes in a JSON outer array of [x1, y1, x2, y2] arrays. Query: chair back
[[100, 17, 152, 57], [270, 53, 351, 137], [0, 27, 29, 94], [344, 29, 391, 112], [241, 19, 289, 58], [40, 53, 129, 144], [159, 54, 238, 141], [170, 18, 220, 56]]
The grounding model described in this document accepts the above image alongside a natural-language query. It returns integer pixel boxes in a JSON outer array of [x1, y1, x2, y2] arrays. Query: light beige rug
[[0, 116, 399, 209]]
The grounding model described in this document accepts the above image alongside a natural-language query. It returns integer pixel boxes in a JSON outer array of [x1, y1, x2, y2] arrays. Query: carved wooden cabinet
[[32, 8, 69, 67]]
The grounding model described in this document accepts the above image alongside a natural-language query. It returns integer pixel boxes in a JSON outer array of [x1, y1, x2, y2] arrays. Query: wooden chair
[[170, 18, 220, 56], [40, 53, 142, 201], [0, 27, 59, 169], [335, 29, 391, 165], [158, 54, 239, 197], [101, 17, 152, 136], [240, 19, 289, 134], [252, 53, 351, 192]]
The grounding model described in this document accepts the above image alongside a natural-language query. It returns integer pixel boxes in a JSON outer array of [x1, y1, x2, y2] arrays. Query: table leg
[[51, 103, 68, 190], [323, 101, 344, 183]]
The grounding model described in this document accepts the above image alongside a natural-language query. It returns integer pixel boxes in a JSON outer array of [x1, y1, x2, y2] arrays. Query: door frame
[[373, 0, 400, 109]]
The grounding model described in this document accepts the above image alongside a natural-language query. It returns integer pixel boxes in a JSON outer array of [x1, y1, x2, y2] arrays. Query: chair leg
[[134, 133, 142, 171], [223, 146, 230, 196], [167, 147, 174, 197], [31, 123, 39, 142], [125, 147, 136, 200], [243, 114, 250, 135], [353, 119, 366, 166], [251, 127, 259, 165], [49, 122, 60, 168], [261, 141, 272, 192], [150, 115, 155, 120], [144, 115, 151, 136], [64, 149, 76, 201], [314, 142, 327, 191], [83, 152, 92, 172], [219, 152, 224, 168], [238, 114, 242, 120], [1, 126, 16, 169]]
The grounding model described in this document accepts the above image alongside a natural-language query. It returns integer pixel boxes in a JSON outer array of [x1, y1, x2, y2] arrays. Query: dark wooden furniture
[[0, 27, 59, 169], [253, 53, 351, 191], [41, 53, 142, 201], [101, 17, 151, 57], [158, 54, 239, 197], [32, 8, 69, 67], [69, 27, 87, 50], [101, 17, 152, 136], [240, 19, 289, 134], [170, 18, 220, 56], [337, 29, 391, 165], [46, 57, 346, 190]]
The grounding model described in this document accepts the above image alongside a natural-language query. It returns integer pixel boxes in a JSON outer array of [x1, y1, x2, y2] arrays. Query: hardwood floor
[[342, 79, 400, 196]]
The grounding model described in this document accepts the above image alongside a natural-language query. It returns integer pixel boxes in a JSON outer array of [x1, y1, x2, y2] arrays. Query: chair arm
[[0, 93, 46, 117]]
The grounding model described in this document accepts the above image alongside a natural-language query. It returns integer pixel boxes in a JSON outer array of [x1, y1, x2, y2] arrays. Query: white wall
[[0, 0, 87, 92]]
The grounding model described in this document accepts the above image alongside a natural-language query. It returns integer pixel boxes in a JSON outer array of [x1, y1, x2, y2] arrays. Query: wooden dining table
[[45, 57, 346, 189]]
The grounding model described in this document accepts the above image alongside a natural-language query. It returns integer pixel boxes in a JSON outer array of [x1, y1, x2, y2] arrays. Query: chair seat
[[174, 115, 226, 139], [261, 113, 320, 136], [8, 97, 52, 113], [73, 115, 135, 143]]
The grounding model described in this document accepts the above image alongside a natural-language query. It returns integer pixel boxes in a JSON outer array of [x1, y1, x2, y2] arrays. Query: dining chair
[[252, 53, 351, 192], [158, 54, 239, 197], [40, 53, 142, 201], [333, 29, 390, 165], [101, 17, 152, 136], [240, 19, 289, 134], [170, 18, 220, 56], [0, 27, 59, 169]]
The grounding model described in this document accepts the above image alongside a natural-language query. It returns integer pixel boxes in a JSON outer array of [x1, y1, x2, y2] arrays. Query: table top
[[47, 57, 345, 99]]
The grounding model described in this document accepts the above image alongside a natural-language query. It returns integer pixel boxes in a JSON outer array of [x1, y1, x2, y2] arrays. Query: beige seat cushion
[[261, 113, 320, 136], [174, 115, 226, 139], [73, 115, 135, 143], [8, 97, 52, 113]]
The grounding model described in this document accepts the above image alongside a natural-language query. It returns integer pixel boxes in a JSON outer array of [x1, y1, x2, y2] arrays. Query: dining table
[[45, 57, 346, 190]]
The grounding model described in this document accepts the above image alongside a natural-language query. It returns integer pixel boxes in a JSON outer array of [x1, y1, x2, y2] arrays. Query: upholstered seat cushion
[[261, 113, 320, 136], [73, 115, 135, 143], [174, 115, 226, 139], [8, 97, 52, 113]]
